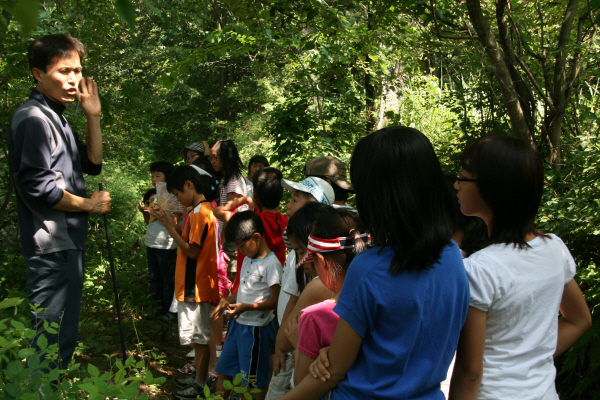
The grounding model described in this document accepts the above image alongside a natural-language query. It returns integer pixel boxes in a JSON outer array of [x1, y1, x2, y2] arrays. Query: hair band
[[296, 232, 371, 269]]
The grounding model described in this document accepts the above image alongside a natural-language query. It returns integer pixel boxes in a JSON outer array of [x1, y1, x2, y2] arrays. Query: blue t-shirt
[[332, 242, 469, 400]]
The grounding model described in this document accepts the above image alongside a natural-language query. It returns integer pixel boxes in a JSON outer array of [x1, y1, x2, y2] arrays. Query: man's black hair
[[253, 167, 283, 210], [248, 155, 269, 171], [29, 34, 85, 83], [225, 210, 265, 243], [167, 165, 216, 200], [150, 161, 175, 181]]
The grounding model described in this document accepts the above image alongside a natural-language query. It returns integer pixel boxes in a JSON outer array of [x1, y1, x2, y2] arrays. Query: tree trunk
[[545, 0, 579, 167], [465, 0, 530, 140], [365, 4, 376, 134]]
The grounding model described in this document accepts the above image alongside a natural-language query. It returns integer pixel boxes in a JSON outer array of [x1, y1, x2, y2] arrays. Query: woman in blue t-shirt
[[278, 126, 470, 400]]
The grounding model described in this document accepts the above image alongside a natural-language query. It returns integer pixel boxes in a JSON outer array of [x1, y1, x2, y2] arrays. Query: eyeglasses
[[456, 176, 478, 183]]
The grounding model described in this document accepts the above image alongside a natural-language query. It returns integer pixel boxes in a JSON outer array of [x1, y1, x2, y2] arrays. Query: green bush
[[0, 297, 166, 399]]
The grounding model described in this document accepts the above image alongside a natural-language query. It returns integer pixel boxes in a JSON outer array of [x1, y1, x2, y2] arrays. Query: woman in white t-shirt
[[449, 135, 592, 400]]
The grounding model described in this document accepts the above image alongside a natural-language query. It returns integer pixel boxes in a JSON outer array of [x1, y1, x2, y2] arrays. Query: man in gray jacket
[[8, 34, 111, 371]]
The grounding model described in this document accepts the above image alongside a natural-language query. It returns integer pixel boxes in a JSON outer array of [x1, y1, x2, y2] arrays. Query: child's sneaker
[[173, 382, 206, 399], [174, 383, 206, 400], [174, 376, 195, 388]]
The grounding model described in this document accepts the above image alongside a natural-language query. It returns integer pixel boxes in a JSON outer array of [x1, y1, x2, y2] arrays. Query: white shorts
[[177, 301, 211, 346]]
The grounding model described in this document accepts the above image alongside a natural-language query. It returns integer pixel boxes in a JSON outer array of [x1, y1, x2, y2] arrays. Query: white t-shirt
[[218, 174, 248, 232], [464, 234, 576, 400], [236, 252, 282, 326], [277, 251, 296, 324], [145, 194, 176, 249]]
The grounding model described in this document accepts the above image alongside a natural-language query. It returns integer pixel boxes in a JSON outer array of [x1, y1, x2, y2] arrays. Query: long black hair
[[350, 126, 456, 274], [460, 135, 545, 248], [212, 139, 244, 186]]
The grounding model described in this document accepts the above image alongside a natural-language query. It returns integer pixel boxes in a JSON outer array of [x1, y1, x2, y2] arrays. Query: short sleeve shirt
[[236, 252, 282, 326], [332, 243, 469, 400], [175, 201, 220, 303], [464, 234, 576, 400]]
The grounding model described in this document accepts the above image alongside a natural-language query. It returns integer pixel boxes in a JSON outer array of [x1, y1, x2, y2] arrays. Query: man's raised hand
[[78, 76, 101, 118]]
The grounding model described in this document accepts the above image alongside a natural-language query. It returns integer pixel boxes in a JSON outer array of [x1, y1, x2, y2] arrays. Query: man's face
[[33, 52, 82, 104]]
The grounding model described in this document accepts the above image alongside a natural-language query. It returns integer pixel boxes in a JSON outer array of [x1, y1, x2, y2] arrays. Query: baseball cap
[[281, 177, 335, 205], [303, 156, 353, 191]]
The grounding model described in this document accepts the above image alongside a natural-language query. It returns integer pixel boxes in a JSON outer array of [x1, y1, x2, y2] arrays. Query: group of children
[[139, 129, 591, 400], [139, 138, 355, 399]]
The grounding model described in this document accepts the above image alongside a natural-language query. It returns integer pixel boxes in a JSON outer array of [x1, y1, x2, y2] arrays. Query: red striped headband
[[296, 232, 371, 269]]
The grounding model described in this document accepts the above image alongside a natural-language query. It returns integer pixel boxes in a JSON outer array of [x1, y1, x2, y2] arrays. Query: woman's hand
[[309, 346, 331, 382]]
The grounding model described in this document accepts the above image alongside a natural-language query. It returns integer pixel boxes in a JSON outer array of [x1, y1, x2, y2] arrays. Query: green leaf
[[47, 367, 60, 381], [11, 319, 25, 331], [233, 373, 243, 385], [88, 363, 100, 377], [244, 393, 253, 400], [0, 298, 23, 309], [114, 0, 136, 31], [18, 347, 35, 360], [11, 0, 40, 35], [204, 383, 211, 397], [223, 380, 234, 390], [233, 386, 248, 393], [37, 333, 48, 350]]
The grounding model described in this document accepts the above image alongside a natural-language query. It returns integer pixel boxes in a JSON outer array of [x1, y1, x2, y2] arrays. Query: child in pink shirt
[[290, 206, 369, 387]]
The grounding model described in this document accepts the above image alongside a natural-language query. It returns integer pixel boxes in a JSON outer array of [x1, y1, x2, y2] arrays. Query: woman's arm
[[449, 307, 487, 400], [554, 279, 592, 357], [280, 317, 362, 400]]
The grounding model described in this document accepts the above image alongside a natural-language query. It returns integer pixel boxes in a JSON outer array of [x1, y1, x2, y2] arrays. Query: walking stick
[[99, 183, 127, 360]]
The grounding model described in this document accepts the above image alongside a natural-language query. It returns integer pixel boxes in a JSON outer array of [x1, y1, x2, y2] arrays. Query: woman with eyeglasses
[[449, 135, 591, 400]]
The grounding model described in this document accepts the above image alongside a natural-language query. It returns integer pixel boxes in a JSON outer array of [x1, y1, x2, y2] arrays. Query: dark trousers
[[146, 246, 177, 316], [25, 250, 85, 371]]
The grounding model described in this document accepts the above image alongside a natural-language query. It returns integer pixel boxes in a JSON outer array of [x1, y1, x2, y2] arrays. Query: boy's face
[[248, 162, 266, 182], [235, 233, 261, 259], [151, 171, 166, 187], [171, 181, 194, 207], [289, 235, 316, 277], [286, 189, 311, 217]]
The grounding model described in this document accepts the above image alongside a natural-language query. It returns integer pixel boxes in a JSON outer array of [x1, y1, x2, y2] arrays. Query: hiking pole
[[99, 183, 127, 360]]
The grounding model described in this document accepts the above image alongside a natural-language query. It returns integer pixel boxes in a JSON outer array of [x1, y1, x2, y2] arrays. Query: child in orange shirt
[[149, 164, 220, 399]]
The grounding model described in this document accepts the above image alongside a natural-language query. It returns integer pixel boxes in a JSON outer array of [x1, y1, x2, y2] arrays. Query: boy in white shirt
[[211, 211, 282, 400]]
